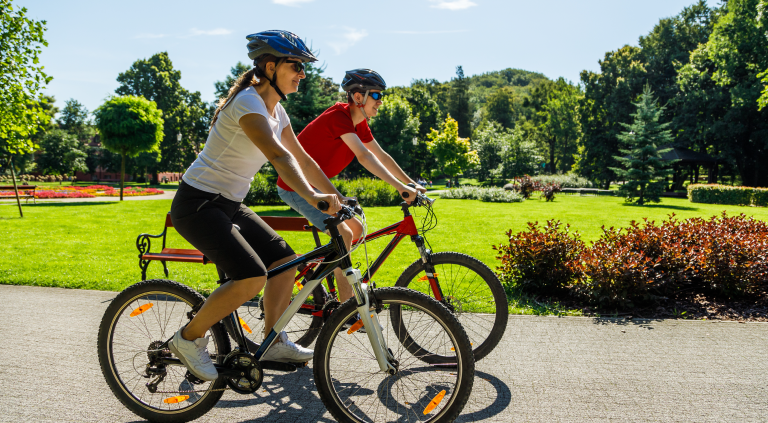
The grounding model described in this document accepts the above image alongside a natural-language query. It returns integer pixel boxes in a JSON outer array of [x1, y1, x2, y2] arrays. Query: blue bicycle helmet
[[342, 69, 387, 92], [246, 30, 317, 63]]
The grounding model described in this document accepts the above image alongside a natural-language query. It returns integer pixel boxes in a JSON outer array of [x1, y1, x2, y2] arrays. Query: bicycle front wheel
[[98, 279, 230, 423], [314, 287, 475, 423], [393, 252, 508, 362]]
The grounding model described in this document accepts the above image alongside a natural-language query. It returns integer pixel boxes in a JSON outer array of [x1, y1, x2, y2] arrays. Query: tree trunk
[[548, 138, 556, 174], [120, 153, 125, 201], [8, 156, 23, 218]]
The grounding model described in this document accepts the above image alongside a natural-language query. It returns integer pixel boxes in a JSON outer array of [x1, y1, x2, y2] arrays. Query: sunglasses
[[284, 60, 305, 73], [367, 92, 383, 101]]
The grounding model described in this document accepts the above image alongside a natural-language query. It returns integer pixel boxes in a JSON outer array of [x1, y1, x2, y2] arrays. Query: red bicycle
[[235, 191, 508, 362]]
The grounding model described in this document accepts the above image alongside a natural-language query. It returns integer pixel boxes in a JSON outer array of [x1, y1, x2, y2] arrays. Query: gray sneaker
[[168, 329, 218, 381], [261, 331, 313, 363]]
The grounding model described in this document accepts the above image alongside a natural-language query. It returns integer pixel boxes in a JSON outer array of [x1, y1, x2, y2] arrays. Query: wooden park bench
[[0, 185, 37, 204], [136, 212, 318, 281]]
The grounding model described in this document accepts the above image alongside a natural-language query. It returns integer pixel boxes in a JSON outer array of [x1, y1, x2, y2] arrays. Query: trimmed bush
[[243, 173, 281, 206], [495, 213, 768, 307], [440, 186, 523, 203], [531, 173, 593, 188], [493, 220, 584, 295], [688, 184, 768, 207], [335, 178, 401, 207]]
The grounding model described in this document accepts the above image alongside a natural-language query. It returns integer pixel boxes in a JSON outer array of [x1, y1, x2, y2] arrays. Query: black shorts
[[170, 181, 295, 280]]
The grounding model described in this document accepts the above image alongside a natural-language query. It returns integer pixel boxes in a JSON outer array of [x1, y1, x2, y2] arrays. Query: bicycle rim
[[105, 290, 223, 415], [316, 288, 474, 423]]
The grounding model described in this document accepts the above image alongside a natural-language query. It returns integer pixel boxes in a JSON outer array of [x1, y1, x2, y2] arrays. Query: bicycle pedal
[[260, 360, 302, 372]]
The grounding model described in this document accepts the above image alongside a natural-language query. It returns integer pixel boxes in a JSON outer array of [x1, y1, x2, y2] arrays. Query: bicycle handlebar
[[317, 200, 329, 211]]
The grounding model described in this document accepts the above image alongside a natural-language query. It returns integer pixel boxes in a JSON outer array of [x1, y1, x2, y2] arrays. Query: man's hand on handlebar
[[398, 184, 418, 203], [412, 183, 427, 194]]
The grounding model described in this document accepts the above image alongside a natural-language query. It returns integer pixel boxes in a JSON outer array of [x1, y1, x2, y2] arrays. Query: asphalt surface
[[0, 284, 766, 422]]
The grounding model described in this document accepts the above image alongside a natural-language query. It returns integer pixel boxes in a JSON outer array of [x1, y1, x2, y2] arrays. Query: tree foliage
[[94, 96, 164, 199], [282, 62, 339, 134], [427, 115, 479, 184], [447, 66, 472, 138], [36, 129, 88, 180], [214, 62, 250, 100], [369, 94, 421, 175], [0, 0, 52, 155], [610, 86, 674, 205], [58, 98, 95, 143]]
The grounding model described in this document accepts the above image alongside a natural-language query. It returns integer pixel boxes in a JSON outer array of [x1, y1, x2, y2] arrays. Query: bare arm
[[240, 114, 341, 213], [280, 125, 344, 198], [365, 139, 426, 193], [340, 133, 417, 199]]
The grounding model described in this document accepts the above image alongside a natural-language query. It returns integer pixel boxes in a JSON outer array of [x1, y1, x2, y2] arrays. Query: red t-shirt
[[277, 102, 374, 191]]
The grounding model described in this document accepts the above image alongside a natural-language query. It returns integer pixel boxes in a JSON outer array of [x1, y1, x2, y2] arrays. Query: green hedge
[[335, 178, 402, 207], [440, 186, 523, 203], [688, 184, 768, 207], [243, 173, 281, 206]]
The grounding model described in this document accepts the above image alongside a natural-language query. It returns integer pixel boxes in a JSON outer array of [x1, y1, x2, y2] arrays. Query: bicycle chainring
[[222, 352, 262, 394]]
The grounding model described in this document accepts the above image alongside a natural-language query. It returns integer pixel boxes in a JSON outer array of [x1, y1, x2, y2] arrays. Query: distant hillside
[[467, 68, 550, 106]]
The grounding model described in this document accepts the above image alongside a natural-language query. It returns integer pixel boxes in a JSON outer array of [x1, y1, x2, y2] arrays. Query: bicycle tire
[[229, 279, 328, 350], [314, 287, 475, 423], [393, 252, 508, 362], [98, 279, 230, 423]]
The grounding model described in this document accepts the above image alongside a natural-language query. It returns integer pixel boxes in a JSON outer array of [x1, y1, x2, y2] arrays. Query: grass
[[2, 195, 767, 315]]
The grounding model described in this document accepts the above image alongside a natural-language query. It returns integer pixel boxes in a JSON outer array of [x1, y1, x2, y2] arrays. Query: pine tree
[[610, 85, 674, 205]]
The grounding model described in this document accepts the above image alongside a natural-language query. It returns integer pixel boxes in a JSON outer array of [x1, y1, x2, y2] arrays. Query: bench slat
[[142, 253, 208, 264]]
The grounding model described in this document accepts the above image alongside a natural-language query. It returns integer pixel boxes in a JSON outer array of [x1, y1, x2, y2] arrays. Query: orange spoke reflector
[[295, 281, 304, 290], [417, 273, 439, 282], [450, 343, 472, 351], [239, 317, 252, 334], [164, 395, 189, 404], [423, 390, 446, 415], [346, 315, 374, 334], [129, 303, 154, 317]]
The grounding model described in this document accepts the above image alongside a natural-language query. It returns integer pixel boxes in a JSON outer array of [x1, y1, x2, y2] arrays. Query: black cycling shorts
[[170, 181, 295, 280]]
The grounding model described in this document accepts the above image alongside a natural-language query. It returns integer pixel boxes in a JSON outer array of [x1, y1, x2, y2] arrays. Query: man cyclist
[[277, 69, 426, 306], [168, 30, 346, 382]]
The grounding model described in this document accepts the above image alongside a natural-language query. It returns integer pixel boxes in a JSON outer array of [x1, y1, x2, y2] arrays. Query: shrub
[[496, 213, 768, 308], [243, 173, 282, 206], [494, 220, 584, 295], [531, 173, 593, 188], [335, 178, 402, 207], [688, 184, 768, 207], [439, 186, 523, 203], [540, 184, 562, 201]]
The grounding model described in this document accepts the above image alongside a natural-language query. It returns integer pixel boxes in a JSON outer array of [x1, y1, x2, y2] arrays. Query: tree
[[58, 98, 95, 143], [484, 88, 515, 129], [471, 121, 506, 183], [116, 52, 205, 175], [759, 0, 768, 110], [94, 96, 164, 200], [610, 86, 674, 205], [369, 95, 420, 175], [214, 62, 251, 100], [447, 66, 472, 138], [0, 0, 52, 157], [542, 79, 582, 173], [427, 115, 479, 185], [36, 129, 88, 182]]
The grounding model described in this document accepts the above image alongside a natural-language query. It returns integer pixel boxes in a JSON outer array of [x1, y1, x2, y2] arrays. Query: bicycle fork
[[345, 267, 398, 375]]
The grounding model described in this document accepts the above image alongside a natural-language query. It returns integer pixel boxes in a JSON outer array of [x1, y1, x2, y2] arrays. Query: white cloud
[[272, 0, 314, 6], [429, 0, 477, 10], [390, 29, 469, 35], [328, 27, 368, 55], [190, 28, 232, 36], [135, 33, 168, 39]]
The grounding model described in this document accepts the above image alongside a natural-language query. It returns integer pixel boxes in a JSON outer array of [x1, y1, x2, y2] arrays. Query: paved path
[[0, 189, 176, 204], [0, 284, 766, 422]]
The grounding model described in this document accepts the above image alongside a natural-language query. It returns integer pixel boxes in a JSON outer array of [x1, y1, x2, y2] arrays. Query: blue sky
[[19, 0, 708, 114]]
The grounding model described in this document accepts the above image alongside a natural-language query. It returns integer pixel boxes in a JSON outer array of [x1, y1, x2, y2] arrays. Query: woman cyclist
[[277, 69, 425, 306], [168, 30, 344, 382]]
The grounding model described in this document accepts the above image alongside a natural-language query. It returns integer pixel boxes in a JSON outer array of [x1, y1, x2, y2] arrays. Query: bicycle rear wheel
[[314, 287, 474, 423], [393, 252, 508, 362], [98, 279, 230, 423], [230, 278, 329, 351]]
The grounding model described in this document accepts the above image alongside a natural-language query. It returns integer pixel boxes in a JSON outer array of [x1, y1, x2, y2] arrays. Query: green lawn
[[2, 195, 766, 314]]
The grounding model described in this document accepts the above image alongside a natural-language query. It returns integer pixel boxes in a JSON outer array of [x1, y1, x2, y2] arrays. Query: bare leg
[[262, 254, 299, 339], [332, 218, 363, 303], [183, 276, 265, 340]]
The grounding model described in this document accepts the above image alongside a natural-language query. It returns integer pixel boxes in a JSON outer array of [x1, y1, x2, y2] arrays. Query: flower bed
[[99, 187, 164, 197], [0, 185, 164, 199]]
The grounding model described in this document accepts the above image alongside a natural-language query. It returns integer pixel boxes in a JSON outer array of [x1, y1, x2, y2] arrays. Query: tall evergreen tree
[[448, 66, 472, 138], [214, 62, 250, 100], [610, 86, 674, 205]]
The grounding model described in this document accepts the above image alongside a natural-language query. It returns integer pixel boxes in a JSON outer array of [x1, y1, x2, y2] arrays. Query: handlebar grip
[[317, 201, 329, 211], [407, 183, 416, 188], [345, 198, 358, 207], [401, 191, 409, 199]]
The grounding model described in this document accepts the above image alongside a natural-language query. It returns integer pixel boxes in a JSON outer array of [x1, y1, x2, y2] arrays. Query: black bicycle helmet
[[246, 30, 317, 63], [245, 30, 316, 101], [342, 69, 387, 92]]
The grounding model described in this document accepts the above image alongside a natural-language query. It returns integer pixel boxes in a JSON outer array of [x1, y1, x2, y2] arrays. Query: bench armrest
[[136, 229, 167, 258]]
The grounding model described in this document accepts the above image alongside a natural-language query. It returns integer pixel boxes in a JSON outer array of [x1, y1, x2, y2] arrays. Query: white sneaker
[[168, 329, 218, 381], [261, 331, 313, 363]]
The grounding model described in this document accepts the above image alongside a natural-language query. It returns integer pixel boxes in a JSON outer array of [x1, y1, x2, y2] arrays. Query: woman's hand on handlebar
[[339, 195, 357, 206], [314, 193, 342, 214], [413, 183, 427, 194]]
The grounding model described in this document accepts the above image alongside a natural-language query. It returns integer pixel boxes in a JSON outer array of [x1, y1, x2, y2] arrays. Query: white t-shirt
[[183, 87, 291, 201]]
